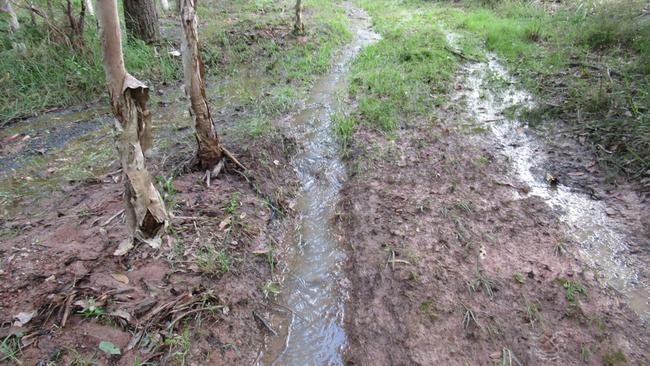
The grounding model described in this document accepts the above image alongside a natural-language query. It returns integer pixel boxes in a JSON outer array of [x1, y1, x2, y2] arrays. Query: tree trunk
[[160, 0, 169, 11], [0, 0, 19, 32], [85, 0, 94, 16], [95, 0, 167, 244], [46, 0, 54, 19], [181, 0, 221, 170], [123, 0, 160, 43], [294, 0, 304, 35]]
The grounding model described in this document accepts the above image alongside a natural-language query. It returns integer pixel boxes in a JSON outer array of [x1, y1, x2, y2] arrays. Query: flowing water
[[259, 4, 380, 365], [453, 47, 650, 319]]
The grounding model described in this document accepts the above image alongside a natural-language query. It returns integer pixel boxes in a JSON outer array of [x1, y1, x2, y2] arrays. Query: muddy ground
[[0, 127, 298, 364], [339, 102, 650, 364]]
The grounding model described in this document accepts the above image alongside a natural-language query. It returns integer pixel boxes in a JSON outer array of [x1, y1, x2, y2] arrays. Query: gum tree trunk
[[294, 0, 304, 34], [0, 0, 19, 32], [85, 0, 94, 16], [95, 0, 167, 244], [181, 0, 221, 170], [123, 0, 160, 43]]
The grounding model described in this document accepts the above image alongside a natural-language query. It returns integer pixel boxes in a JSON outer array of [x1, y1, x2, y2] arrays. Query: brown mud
[[0, 128, 298, 364], [340, 48, 650, 365]]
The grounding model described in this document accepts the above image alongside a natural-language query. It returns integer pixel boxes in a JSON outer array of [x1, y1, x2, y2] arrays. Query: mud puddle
[[452, 44, 650, 319], [259, 4, 379, 365]]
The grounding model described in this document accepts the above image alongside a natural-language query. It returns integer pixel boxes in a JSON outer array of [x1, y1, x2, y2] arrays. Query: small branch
[[253, 311, 277, 336], [221, 146, 247, 171]]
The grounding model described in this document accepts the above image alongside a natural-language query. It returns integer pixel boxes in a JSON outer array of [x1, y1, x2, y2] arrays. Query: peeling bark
[[124, 0, 160, 43], [294, 0, 304, 35], [0, 0, 19, 32], [181, 0, 221, 170], [85, 0, 94, 16], [96, 0, 167, 242]]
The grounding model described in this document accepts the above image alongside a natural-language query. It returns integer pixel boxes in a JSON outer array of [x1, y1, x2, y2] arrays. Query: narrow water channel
[[453, 45, 650, 319], [259, 4, 379, 365]]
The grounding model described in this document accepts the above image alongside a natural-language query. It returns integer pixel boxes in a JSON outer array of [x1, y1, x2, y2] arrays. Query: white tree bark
[[0, 0, 19, 32], [294, 0, 304, 34], [161, 0, 170, 11], [95, 0, 167, 245], [85, 0, 94, 16], [181, 0, 221, 171]]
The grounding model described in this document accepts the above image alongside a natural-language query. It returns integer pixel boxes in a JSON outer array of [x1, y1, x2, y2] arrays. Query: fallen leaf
[[99, 340, 121, 355], [113, 239, 133, 256], [111, 273, 130, 284], [219, 216, 231, 230], [109, 309, 132, 323], [13, 311, 35, 327]]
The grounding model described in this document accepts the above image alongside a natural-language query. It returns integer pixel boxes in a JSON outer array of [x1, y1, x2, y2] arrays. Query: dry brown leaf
[[111, 273, 130, 284]]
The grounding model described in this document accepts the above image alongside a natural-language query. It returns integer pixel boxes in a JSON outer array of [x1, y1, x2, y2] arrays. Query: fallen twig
[[222, 146, 247, 171], [101, 209, 125, 227], [253, 311, 277, 336]]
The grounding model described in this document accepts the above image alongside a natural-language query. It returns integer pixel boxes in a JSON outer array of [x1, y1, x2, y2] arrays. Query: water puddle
[[259, 4, 380, 365], [452, 43, 650, 319]]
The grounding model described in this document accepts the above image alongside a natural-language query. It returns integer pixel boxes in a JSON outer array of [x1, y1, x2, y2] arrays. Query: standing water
[[260, 4, 380, 365], [453, 46, 650, 319]]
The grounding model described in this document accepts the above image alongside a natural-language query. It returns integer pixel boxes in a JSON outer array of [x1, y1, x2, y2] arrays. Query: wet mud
[[455, 52, 650, 319], [340, 34, 650, 366]]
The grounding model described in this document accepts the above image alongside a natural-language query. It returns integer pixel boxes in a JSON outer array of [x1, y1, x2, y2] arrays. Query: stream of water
[[259, 4, 380, 365], [453, 46, 650, 319]]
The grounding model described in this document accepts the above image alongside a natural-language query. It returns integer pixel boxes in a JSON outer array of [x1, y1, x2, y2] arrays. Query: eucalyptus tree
[[96, 0, 167, 247]]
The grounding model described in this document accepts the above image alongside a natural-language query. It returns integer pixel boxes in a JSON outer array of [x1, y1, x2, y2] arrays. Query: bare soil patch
[[339, 112, 650, 364], [0, 133, 298, 365]]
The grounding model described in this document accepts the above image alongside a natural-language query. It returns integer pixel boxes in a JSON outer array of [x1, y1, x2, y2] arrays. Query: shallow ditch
[[258, 4, 380, 365]]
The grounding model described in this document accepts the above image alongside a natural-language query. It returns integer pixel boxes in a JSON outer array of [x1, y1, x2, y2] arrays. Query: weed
[[165, 326, 192, 366], [77, 298, 105, 318], [266, 245, 277, 274], [602, 350, 627, 366], [468, 269, 498, 298], [512, 273, 526, 284], [461, 304, 480, 329], [197, 245, 231, 276], [553, 242, 565, 256], [580, 345, 592, 363], [262, 281, 281, 299], [156, 175, 177, 209], [525, 302, 543, 329], [225, 193, 240, 215], [0, 334, 22, 364], [500, 347, 523, 366], [558, 278, 587, 303], [419, 298, 438, 322], [453, 200, 473, 213]]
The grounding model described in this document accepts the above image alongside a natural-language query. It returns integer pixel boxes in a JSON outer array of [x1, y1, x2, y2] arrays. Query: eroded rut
[[451, 39, 650, 319], [259, 4, 379, 365]]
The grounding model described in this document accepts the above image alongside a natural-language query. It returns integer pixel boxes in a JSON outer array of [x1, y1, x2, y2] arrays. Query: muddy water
[[453, 48, 650, 319], [259, 5, 379, 366]]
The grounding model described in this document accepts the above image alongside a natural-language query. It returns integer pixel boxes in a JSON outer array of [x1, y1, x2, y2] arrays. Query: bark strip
[[0, 0, 19, 32], [180, 0, 221, 170], [96, 0, 166, 243]]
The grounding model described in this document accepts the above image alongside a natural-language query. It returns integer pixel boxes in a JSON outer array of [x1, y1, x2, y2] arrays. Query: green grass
[[443, 0, 650, 179], [344, 0, 459, 135], [0, 12, 179, 124]]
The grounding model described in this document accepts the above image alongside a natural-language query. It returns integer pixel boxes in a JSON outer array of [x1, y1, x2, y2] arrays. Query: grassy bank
[[447, 0, 650, 180], [344, 0, 649, 183], [0, 0, 351, 125], [0, 0, 351, 218], [337, 0, 458, 145]]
